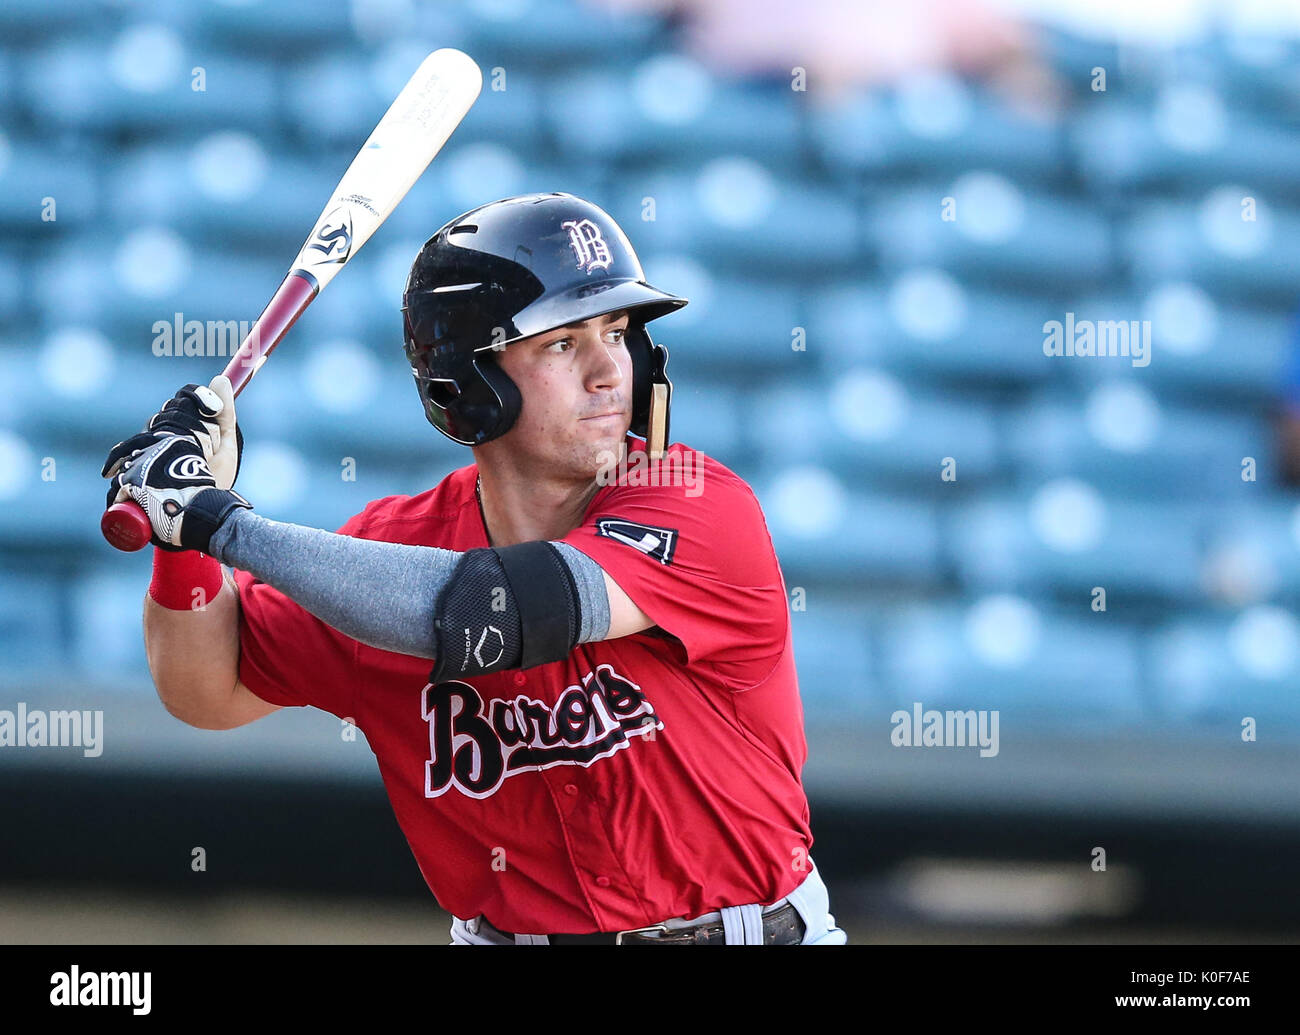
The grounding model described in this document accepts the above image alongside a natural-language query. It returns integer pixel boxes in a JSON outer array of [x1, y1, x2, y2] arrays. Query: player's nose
[[582, 332, 626, 393]]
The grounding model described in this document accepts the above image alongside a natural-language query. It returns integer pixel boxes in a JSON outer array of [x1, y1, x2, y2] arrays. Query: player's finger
[[209, 374, 236, 449], [102, 431, 164, 479]]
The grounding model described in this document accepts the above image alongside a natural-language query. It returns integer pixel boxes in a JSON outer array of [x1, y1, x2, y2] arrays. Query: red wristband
[[148, 548, 225, 611]]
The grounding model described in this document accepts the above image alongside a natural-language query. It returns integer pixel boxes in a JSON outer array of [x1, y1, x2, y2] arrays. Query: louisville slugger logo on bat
[[305, 206, 354, 263]]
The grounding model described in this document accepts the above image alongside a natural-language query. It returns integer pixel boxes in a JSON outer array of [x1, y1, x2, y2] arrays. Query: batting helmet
[[401, 192, 688, 446]]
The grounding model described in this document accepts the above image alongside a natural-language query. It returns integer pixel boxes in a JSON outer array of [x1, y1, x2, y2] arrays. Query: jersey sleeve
[[560, 458, 790, 691], [233, 504, 378, 720]]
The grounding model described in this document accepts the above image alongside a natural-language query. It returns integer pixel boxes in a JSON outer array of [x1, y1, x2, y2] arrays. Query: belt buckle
[[614, 923, 670, 945]]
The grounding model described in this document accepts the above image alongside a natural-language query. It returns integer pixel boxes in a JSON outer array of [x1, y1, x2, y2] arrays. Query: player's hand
[[104, 436, 252, 553], [101, 376, 242, 490]]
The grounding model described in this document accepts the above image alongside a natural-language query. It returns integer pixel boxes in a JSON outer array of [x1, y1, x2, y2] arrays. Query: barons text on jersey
[[422, 663, 662, 799]]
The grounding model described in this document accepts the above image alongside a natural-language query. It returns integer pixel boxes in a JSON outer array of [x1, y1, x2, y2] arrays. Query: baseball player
[[102, 193, 846, 945]]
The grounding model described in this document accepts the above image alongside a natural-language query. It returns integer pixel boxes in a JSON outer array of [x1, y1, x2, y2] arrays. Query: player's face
[[493, 309, 634, 480]]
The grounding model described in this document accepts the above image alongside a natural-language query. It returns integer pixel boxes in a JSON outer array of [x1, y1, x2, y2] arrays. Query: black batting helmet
[[401, 193, 688, 446]]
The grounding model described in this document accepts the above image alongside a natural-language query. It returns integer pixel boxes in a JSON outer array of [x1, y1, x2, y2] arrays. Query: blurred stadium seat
[[810, 79, 1068, 183], [946, 491, 1205, 602], [1150, 609, 1300, 724], [878, 598, 1145, 720]]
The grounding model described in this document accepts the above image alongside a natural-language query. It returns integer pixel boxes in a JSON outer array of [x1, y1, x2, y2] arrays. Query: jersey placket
[[511, 666, 637, 932]]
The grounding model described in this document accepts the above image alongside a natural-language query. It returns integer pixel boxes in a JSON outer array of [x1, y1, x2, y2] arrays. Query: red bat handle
[[100, 272, 319, 552]]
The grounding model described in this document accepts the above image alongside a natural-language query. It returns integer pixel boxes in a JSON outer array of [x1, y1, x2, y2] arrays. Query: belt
[[483, 902, 806, 945]]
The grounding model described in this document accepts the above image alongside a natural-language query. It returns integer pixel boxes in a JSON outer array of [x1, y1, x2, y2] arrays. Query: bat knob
[[102, 501, 152, 552]]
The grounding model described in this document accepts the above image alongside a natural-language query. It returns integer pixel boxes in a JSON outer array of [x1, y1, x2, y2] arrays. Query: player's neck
[[472, 463, 600, 547]]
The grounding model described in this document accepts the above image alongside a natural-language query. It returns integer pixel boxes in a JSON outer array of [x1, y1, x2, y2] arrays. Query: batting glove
[[101, 376, 242, 490], [105, 436, 252, 553]]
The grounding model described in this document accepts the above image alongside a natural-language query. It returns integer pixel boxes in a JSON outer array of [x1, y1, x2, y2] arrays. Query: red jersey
[[234, 438, 813, 934]]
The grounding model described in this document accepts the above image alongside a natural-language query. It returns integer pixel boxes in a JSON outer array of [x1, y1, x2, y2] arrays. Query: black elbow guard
[[429, 541, 581, 683]]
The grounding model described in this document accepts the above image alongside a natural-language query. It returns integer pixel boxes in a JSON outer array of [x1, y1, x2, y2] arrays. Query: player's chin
[[574, 422, 628, 476]]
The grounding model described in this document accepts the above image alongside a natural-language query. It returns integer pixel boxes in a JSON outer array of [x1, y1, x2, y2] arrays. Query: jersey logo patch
[[421, 663, 662, 800], [595, 518, 677, 565]]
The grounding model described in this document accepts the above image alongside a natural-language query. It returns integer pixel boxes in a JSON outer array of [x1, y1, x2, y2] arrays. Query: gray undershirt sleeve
[[551, 541, 611, 644], [207, 508, 611, 659]]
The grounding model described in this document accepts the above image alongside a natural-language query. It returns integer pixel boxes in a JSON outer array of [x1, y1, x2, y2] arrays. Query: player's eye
[[607, 327, 626, 345], [544, 337, 573, 353]]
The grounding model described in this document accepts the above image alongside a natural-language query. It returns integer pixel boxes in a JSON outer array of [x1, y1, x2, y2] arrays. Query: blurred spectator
[[592, 0, 1062, 113]]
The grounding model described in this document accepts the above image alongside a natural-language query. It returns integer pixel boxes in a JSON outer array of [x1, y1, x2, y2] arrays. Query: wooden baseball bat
[[101, 48, 482, 551]]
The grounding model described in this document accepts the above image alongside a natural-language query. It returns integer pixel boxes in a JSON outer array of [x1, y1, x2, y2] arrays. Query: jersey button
[[563, 783, 578, 796], [512, 672, 526, 686], [595, 876, 611, 888]]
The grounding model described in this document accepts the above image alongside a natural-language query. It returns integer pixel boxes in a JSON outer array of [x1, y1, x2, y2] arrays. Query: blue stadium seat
[[790, 604, 877, 716], [0, 456, 108, 550], [0, 50, 14, 118], [462, 0, 660, 64], [867, 183, 1112, 289], [0, 142, 97, 228], [30, 233, 120, 329], [1198, 499, 1300, 603], [0, 346, 219, 447], [33, 237, 303, 343], [444, 71, 548, 149], [757, 476, 942, 583], [68, 566, 150, 677], [647, 276, 802, 374], [1037, 27, 1124, 99], [544, 71, 802, 167], [810, 83, 1067, 184], [878, 600, 1145, 720], [946, 492, 1204, 601], [20, 43, 279, 133], [743, 379, 1000, 485], [383, 154, 610, 238], [804, 281, 1058, 385], [666, 384, 743, 458], [0, 252, 24, 327], [1072, 100, 1300, 201], [1005, 392, 1273, 496], [1058, 292, 1292, 401], [104, 147, 341, 245], [1217, 41, 1300, 133], [1149, 611, 1300, 727], [1125, 199, 1300, 306], [608, 172, 859, 274], [0, 571, 63, 674], [235, 356, 460, 468], [194, 0, 354, 46], [281, 53, 390, 147], [0, 0, 88, 34]]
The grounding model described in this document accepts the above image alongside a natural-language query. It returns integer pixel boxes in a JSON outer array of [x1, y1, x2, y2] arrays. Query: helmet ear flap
[[629, 323, 671, 444], [475, 354, 523, 442]]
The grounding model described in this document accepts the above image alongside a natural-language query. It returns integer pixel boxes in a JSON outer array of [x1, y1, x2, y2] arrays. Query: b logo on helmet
[[562, 219, 614, 272]]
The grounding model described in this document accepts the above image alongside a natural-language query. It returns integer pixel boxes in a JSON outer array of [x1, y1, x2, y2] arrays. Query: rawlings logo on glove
[[105, 436, 251, 553], [166, 453, 216, 482]]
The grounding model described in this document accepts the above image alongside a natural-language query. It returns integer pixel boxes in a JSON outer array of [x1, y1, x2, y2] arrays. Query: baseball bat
[[101, 48, 482, 552]]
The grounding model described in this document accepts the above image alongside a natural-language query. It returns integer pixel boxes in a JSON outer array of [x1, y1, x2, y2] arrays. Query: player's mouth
[[580, 411, 626, 423]]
